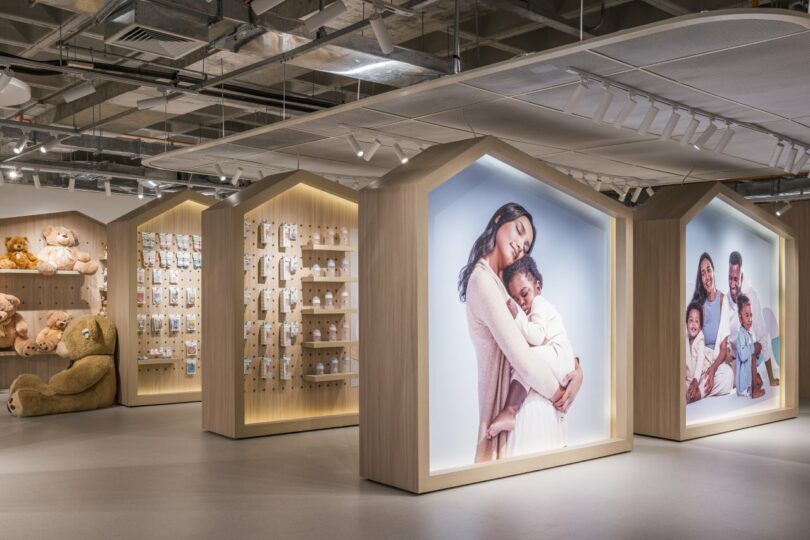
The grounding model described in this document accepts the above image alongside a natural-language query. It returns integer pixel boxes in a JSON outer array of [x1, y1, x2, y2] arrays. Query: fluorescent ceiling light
[[393, 142, 408, 164], [363, 139, 382, 162], [713, 125, 735, 155], [783, 145, 798, 173], [692, 121, 718, 150], [591, 84, 614, 124], [659, 109, 681, 142], [768, 141, 785, 168], [613, 94, 637, 129], [791, 148, 809, 174], [231, 167, 243, 186], [369, 11, 394, 55], [62, 81, 96, 103], [251, 0, 286, 15], [636, 100, 660, 136], [136, 95, 168, 110], [304, 0, 347, 33], [563, 79, 588, 114], [347, 134, 364, 157], [679, 114, 700, 147]]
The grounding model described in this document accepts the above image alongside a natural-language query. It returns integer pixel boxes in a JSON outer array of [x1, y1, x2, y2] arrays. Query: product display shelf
[[138, 358, 181, 365], [301, 340, 357, 349], [300, 275, 357, 283], [301, 243, 357, 252], [303, 372, 359, 382], [300, 307, 358, 315], [0, 269, 81, 275]]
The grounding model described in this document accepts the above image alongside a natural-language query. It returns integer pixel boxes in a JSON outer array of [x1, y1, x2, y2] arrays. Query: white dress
[[507, 389, 563, 457]]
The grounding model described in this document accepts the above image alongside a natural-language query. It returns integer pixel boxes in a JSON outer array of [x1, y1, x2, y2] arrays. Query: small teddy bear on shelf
[[35, 310, 72, 353], [0, 293, 37, 357], [0, 236, 40, 270]]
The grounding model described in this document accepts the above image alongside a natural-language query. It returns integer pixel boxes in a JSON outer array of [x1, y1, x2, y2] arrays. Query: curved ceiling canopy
[[144, 9, 810, 190]]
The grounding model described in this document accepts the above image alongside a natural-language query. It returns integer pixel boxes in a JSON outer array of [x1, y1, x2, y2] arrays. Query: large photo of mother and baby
[[684, 199, 782, 426], [428, 156, 612, 473]]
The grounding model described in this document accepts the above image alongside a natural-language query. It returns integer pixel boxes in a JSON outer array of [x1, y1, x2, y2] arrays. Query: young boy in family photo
[[486, 256, 575, 442], [736, 294, 766, 399]]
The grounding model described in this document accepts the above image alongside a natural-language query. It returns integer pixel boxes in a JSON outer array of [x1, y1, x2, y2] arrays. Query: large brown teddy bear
[[35, 310, 72, 353], [0, 293, 37, 356], [0, 236, 39, 270], [36, 226, 98, 275], [7, 314, 117, 417]]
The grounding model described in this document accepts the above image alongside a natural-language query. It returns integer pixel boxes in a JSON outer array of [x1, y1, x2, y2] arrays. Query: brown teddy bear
[[0, 236, 39, 270], [35, 310, 72, 353], [36, 226, 98, 275], [7, 314, 117, 417], [0, 293, 37, 356]]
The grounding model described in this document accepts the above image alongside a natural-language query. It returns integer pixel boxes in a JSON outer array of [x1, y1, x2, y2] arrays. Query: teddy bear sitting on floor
[[36, 226, 98, 275], [35, 310, 72, 353], [0, 293, 37, 357], [7, 314, 117, 417], [0, 236, 39, 270]]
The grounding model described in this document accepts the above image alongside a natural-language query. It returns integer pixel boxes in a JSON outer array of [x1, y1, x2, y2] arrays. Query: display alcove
[[359, 136, 633, 493], [202, 170, 359, 439], [108, 190, 214, 406], [634, 182, 798, 441], [0, 211, 105, 390]]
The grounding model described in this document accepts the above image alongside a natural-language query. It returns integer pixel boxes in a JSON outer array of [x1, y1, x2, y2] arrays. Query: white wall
[[0, 184, 148, 223]]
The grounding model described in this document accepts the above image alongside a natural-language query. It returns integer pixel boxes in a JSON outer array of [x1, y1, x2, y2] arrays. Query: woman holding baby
[[458, 202, 583, 463]]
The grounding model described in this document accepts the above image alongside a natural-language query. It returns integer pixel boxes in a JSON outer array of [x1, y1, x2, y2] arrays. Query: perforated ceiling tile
[[647, 31, 810, 120], [491, 139, 564, 158], [198, 144, 266, 160], [367, 84, 499, 118], [367, 119, 471, 144], [464, 52, 629, 96], [593, 18, 805, 67], [234, 128, 324, 151], [275, 137, 404, 170], [293, 108, 404, 137]]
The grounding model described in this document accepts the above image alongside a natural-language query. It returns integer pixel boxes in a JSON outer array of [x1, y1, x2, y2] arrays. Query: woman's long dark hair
[[458, 202, 536, 302], [690, 252, 714, 307]]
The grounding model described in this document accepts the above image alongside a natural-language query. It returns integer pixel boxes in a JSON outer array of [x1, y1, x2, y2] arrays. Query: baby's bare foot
[[752, 387, 766, 399], [487, 409, 517, 439]]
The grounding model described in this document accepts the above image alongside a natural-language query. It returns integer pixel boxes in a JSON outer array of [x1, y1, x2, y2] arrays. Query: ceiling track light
[[783, 145, 798, 173], [679, 114, 700, 147], [637, 100, 660, 136], [659, 108, 681, 142], [39, 137, 59, 153], [618, 187, 629, 203], [369, 10, 395, 55], [591, 84, 614, 124], [250, 0, 286, 15], [303, 0, 347, 33], [214, 164, 226, 182], [156, 185, 162, 198], [692, 120, 718, 150], [347, 134, 364, 157], [768, 141, 785, 168], [13, 133, 29, 154], [613, 94, 637, 129], [32, 171, 40, 189], [363, 139, 382, 162], [790, 148, 810, 174], [594, 179, 603, 191], [775, 201, 792, 217], [104, 178, 111, 197], [68, 177, 75, 192], [645, 186, 655, 197], [393, 142, 408, 164], [563, 79, 588, 114], [231, 167, 243, 186], [62, 81, 96, 103], [137, 182, 144, 199], [136, 94, 169, 110], [630, 186, 643, 203], [713, 125, 736, 155]]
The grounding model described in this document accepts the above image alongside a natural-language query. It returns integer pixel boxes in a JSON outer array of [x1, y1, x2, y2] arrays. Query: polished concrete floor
[[1, 398, 808, 540]]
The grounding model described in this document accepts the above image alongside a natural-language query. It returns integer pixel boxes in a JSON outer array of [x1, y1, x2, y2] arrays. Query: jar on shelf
[[324, 291, 334, 308], [325, 227, 335, 245], [341, 352, 351, 373], [330, 357, 339, 374], [326, 258, 336, 277], [315, 362, 325, 375], [312, 232, 322, 245], [311, 263, 321, 277], [341, 320, 350, 341], [339, 227, 349, 245], [312, 328, 321, 342], [312, 295, 321, 308], [328, 323, 337, 342], [340, 291, 350, 308], [340, 257, 350, 276]]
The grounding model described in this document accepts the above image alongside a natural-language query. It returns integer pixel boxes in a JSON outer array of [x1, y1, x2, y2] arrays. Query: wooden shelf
[[0, 269, 80, 275], [0, 350, 60, 358], [302, 243, 356, 252], [300, 307, 357, 315], [303, 372, 358, 382], [301, 340, 357, 349], [300, 275, 357, 283], [138, 358, 180, 365]]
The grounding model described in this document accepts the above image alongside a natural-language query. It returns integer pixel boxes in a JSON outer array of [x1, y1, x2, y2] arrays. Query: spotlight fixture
[[250, 0, 286, 15], [303, 0, 347, 33], [713, 124, 736, 155], [563, 78, 588, 114], [137, 182, 144, 199], [347, 134, 364, 157], [13, 133, 29, 154], [768, 141, 785, 168], [39, 138, 59, 153], [214, 164, 226, 182], [659, 108, 681, 142], [62, 81, 96, 103], [68, 177, 75, 192], [791, 148, 810, 174], [631, 186, 643, 204], [363, 139, 382, 162], [231, 167, 243, 186], [8, 168, 19, 179], [369, 10, 394, 55], [591, 84, 614, 124], [679, 114, 700, 147], [104, 178, 111, 197], [775, 201, 792, 217], [645, 186, 655, 197], [393, 142, 408, 164], [594, 179, 603, 191], [692, 120, 718, 151], [33, 171, 40, 189], [156, 185, 162, 198], [136, 94, 168, 110], [618, 186, 629, 202], [613, 94, 637, 129], [783, 145, 798, 173], [636, 99, 660, 136]]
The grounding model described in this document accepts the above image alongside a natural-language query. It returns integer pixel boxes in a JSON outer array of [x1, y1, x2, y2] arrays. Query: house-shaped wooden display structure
[[0, 211, 106, 390], [108, 190, 214, 406], [634, 182, 798, 441], [359, 136, 633, 493], [202, 170, 359, 439]]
